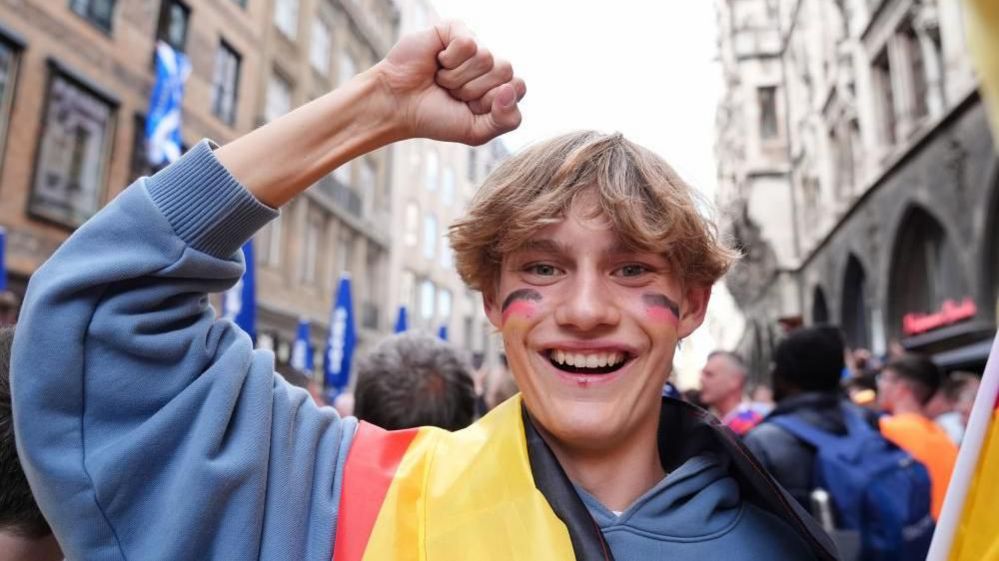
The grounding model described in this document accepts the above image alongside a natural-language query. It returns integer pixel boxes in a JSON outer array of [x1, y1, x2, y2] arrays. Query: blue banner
[[291, 318, 312, 373], [0, 226, 6, 292], [146, 41, 191, 167], [324, 275, 356, 395], [394, 306, 408, 333], [222, 241, 256, 341], [438, 324, 448, 341]]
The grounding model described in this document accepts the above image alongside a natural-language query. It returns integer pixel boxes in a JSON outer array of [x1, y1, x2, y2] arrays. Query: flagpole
[[927, 331, 999, 560]]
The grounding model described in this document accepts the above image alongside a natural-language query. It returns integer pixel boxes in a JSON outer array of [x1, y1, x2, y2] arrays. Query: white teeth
[[550, 350, 628, 369]]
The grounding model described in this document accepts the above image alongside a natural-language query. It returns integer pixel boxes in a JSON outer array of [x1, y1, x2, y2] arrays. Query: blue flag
[[438, 325, 448, 341], [146, 41, 191, 167], [394, 306, 408, 333], [324, 275, 356, 396], [291, 318, 312, 373], [0, 226, 6, 292], [222, 241, 256, 341]]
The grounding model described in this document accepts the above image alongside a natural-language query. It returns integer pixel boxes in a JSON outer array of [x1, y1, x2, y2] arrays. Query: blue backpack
[[771, 407, 934, 561]]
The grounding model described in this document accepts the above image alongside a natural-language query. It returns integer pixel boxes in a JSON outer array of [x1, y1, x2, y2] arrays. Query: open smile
[[542, 349, 636, 375]]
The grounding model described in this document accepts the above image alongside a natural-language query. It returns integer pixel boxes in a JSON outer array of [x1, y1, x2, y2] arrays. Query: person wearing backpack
[[745, 326, 934, 561]]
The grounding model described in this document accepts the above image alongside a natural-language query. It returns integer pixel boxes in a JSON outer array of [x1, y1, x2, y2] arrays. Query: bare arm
[[217, 21, 526, 208]]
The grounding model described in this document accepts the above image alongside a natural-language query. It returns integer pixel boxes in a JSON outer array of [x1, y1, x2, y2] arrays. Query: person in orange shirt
[[877, 354, 959, 519]]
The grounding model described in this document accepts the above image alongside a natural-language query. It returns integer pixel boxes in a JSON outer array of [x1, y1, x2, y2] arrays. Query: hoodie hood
[[575, 453, 742, 539]]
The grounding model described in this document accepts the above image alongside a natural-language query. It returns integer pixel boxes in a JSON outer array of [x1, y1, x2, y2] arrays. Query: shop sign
[[902, 297, 977, 336]]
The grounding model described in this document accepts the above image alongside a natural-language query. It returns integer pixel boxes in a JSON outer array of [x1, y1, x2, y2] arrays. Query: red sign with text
[[902, 297, 977, 336]]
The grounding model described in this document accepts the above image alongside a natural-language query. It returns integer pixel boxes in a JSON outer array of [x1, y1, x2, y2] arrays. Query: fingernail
[[498, 86, 516, 109]]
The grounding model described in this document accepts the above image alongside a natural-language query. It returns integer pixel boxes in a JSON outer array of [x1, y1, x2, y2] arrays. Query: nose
[[553, 268, 620, 331]]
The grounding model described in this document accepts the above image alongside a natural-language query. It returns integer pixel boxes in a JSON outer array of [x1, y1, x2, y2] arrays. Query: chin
[[531, 396, 636, 451]]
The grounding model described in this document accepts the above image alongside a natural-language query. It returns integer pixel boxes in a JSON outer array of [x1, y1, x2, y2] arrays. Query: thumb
[[470, 83, 521, 143]]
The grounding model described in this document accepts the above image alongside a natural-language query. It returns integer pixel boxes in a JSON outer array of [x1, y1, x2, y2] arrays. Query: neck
[[539, 412, 665, 512], [715, 393, 743, 419], [891, 395, 925, 416]]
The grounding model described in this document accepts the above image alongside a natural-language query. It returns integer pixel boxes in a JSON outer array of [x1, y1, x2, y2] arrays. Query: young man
[[877, 355, 959, 520], [699, 350, 762, 435], [12, 23, 836, 560], [353, 332, 476, 431]]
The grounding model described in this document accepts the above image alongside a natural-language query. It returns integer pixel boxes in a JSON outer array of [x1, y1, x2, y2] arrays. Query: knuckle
[[497, 61, 514, 81]]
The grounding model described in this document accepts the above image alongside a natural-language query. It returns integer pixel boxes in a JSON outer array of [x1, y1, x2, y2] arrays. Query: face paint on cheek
[[501, 288, 543, 325], [641, 293, 681, 328]]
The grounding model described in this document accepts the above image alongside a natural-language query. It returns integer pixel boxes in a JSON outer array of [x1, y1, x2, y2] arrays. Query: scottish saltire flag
[[146, 41, 191, 167], [291, 318, 312, 373], [221, 241, 257, 341], [324, 275, 356, 397], [394, 306, 408, 333], [438, 325, 448, 341], [927, 4, 999, 558], [0, 226, 7, 292]]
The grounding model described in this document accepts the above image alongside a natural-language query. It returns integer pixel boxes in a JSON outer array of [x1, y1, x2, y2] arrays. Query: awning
[[932, 338, 996, 371]]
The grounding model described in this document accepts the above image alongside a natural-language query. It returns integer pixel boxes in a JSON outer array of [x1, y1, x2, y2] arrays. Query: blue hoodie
[[576, 453, 815, 560]]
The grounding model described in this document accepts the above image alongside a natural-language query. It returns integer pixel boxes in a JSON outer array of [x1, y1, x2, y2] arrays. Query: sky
[[430, 0, 724, 200], [429, 0, 737, 384]]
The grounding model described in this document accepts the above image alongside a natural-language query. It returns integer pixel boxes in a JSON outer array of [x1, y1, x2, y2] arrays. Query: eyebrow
[[516, 239, 572, 256]]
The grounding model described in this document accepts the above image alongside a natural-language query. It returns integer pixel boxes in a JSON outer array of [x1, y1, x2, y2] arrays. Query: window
[[338, 52, 356, 87], [423, 214, 438, 259], [758, 86, 778, 140], [400, 270, 415, 312], [211, 41, 241, 126], [0, 39, 21, 171], [274, 0, 299, 39], [335, 229, 354, 279], [70, 0, 115, 33], [425, 150, 438, 191], [420, 280, 435, 320], [258, 213, 283, 267], [404, 202, 419, 247], [333, 160, 352, 185], [310, 19, 332, 75], [232, 0, 247, 7], [902, 25, 928, 119], [438, 289, 452, 324], [156, 0, 190, 53], [265, 70, 292, 122], [358, 159, 376, 215], [129, 114, 154, 183], [873, 49, 896, 145], [442, 166, 455, 206], [300, 205, 324, 284], [31, 67, 116, 228]]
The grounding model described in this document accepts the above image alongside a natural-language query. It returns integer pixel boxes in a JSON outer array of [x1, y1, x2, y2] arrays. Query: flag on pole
[[0, 226, 7, 292], [324, 275, 356, 399], [926, 5, 999, 558], [146, 40, 191, 167], [394, 306, 408, 333], [291, 318, 312, 373], [221, 241, 257, 342], [438, 325, 448, 341]]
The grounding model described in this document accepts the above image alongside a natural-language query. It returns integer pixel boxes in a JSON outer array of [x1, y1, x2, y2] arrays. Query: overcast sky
[[430, 0, 724, 200]]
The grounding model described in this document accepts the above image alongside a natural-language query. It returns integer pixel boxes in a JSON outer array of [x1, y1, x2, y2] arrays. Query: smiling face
[[484, 196, 710, 455]]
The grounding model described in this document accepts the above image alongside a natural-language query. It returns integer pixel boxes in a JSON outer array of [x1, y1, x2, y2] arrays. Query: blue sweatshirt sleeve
[[11, 141, 357, 561]]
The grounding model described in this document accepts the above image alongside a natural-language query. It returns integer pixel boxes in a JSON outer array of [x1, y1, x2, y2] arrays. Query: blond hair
[[449, 131, 737, 297]]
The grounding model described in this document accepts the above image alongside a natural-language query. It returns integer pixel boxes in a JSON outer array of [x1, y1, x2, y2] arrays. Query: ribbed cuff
[[145, 140, 278, 258]]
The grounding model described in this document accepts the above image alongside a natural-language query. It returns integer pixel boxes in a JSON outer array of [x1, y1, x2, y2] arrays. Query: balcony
[[732, 27, 782, 59], [317, 175, 363, 217]]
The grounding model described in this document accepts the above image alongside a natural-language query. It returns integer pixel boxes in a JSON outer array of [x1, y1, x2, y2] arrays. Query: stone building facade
[[715, 0, 997, 381]]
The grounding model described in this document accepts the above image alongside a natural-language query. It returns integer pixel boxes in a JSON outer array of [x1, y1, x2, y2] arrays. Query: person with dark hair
[[0, 327, 62, 561], [699, 350, 762, 435], [354, 332, 476, 431], [744, 326, 857, 507], [877, 355, 958, 520], [924, 371, 978, 445]]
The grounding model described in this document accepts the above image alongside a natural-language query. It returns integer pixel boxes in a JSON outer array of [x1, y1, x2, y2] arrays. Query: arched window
[[887, 206, 966, 338], [841, 255, 870, 350], [812, 286, 830, 325]]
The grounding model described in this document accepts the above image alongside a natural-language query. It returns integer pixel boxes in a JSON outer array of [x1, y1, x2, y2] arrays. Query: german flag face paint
[[641, 293, 681, 328], [501, 288, 543, 325]]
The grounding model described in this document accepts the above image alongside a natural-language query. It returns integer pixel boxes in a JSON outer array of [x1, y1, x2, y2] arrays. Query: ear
[[483, 290, 503, 330], [677, 284, 711, 339]]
